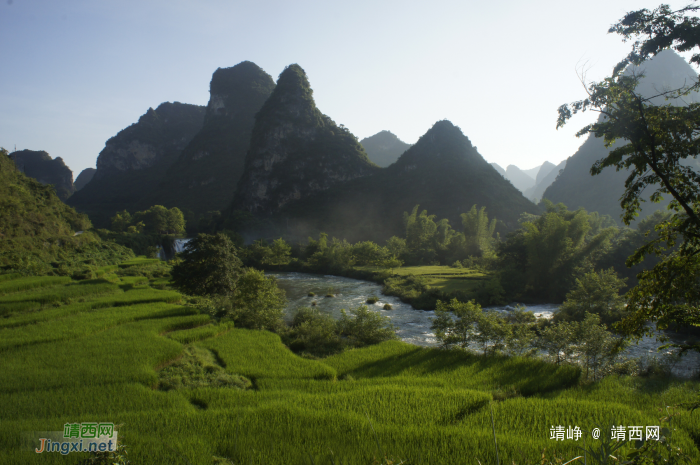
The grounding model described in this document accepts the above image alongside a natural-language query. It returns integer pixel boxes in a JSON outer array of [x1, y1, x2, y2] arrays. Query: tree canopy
[[557, 3, 700, 343], [170, 233, 242, 296]]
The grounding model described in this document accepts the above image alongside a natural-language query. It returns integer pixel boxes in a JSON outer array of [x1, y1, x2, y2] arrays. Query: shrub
[[366, 296, 379, 304], [170, 233, 242, 296], [286, 307, 342, 356], [383, 303, 393, 310], [229, 268, 286, 332], [338, 305, 398, 346]]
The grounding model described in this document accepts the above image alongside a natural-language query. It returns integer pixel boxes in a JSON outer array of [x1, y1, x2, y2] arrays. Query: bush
[[383, 303, 393, 310], [554, 268, 627, 327], [171, 233, 242, 296], [285, 307, 343, 356], [366, 296, 379, 304], [229, 268, 287, 332], [338, 305, 397, 346]]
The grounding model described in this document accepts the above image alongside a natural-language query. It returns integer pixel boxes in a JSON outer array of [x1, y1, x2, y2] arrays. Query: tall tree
[[461, 205, 497, 257], [171, 233, 242, 296], [557, 3, 700, 346]]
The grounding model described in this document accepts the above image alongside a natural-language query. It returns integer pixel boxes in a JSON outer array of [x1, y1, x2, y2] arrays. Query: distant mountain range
[[490, 160, 560, 202], [73, 168, 95, 191], [245, 120, 539, 242], [360, 131, 412, 167]]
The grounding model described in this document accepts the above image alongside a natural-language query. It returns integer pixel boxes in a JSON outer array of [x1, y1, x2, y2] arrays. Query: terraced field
[[390, 266, 490, 293], [1, 258, 700, 464]]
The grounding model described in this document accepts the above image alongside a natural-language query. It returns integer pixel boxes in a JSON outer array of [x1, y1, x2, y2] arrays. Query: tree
[[230, 268, 286, 332], [498, 202, 616, 301], [263, 238, 292, 267], [575, 313, 624, 381], [110, 210, 132, 233], [555, 269, 628, 326], [557, 3, 700, 344], [461, 205, 497, 257], [337, 305, 397, 346], [170, 233, 242, 296], [431, 299, 483, 350]]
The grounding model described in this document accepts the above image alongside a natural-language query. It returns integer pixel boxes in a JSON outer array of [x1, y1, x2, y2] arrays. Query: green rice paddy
[[1, 258, 699, 464]]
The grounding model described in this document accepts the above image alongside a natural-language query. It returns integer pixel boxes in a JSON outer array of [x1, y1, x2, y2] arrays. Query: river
[[270, 271, 700, 377]]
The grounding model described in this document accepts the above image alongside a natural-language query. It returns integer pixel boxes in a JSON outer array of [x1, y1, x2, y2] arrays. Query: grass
[[1, 267, 699, 464], [390, 265, 489, 293]]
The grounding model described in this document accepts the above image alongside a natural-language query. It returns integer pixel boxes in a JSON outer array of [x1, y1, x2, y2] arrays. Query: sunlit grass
[[0, 270, 699, 464]]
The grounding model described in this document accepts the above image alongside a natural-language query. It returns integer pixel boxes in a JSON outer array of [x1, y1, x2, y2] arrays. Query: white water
[[270, 271, 700, 377], [157, 238, 191, 260]]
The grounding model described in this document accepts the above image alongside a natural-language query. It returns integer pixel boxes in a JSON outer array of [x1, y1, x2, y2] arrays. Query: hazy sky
[[1, 0, 697, 175]]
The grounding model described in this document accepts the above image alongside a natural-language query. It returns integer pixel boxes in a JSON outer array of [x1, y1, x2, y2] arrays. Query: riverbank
[[261, 262, 502, 310], [271, 271, 700, 377]]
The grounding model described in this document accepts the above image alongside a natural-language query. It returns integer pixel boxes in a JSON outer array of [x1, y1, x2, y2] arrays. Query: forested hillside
[[0, 148, 133, 275]]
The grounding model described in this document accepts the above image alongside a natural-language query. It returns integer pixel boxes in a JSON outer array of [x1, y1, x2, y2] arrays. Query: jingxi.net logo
[[32, 422, 118, 455]]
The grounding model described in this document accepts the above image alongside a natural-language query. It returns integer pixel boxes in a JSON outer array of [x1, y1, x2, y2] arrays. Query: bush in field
[[554, 268, 627, 326], [171, 233, 242, 296], [432, 299, 537, 356], [538, 313, 625, 380], [229, 268, 286, 332], [338, 305, 397, 346], [431, 299, 483, 350], [286, 307, 342, 356]]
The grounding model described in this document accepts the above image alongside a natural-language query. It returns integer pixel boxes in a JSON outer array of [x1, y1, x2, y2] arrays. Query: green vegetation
[[557, 4, 700, 353], [0, 148, 135, 276], [171, 233, 242, 296], [0, 268, 697, 464]]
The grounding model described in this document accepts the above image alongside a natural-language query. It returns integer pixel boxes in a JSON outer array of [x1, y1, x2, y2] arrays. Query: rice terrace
[[1, 259, 700, 464]]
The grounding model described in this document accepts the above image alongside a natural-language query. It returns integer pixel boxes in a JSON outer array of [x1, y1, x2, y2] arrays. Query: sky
[[1, 0, 698, 176]]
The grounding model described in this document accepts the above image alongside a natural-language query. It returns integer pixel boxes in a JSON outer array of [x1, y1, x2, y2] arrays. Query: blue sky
[[1, 0, 697, 176]]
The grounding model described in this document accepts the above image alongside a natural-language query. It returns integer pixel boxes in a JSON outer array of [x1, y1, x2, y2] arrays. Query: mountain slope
[[259, 120, 539, 242], [74, 168, 96, 191], [505, 165, 536, 192], [10, 150, 75, 201], [232, 64, 378, 213], [0, 149, 132, 274], [490, 162, 506, 177], [360, 130, 412, 167], [67, 102, 206, 225], [139, 62, 275, 216]]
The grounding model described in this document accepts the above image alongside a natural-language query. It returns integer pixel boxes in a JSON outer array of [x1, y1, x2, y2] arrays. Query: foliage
[[498, 201, 616, 301], [431, 299, 483, 350], [158, 345, 251, 391], [539, 313, 626, 381], [337, 305, 398, 346], [0, 148, 134, 276], [555, 269, 628, 326], [557, 4, 700, 348], [171, 233, 242, 296], [461, 204, 498, 257], [285, 307, 343, 356], [228, 268, 286, 332], [304, 233, 356, 273], [111, 205, 186, 235]]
